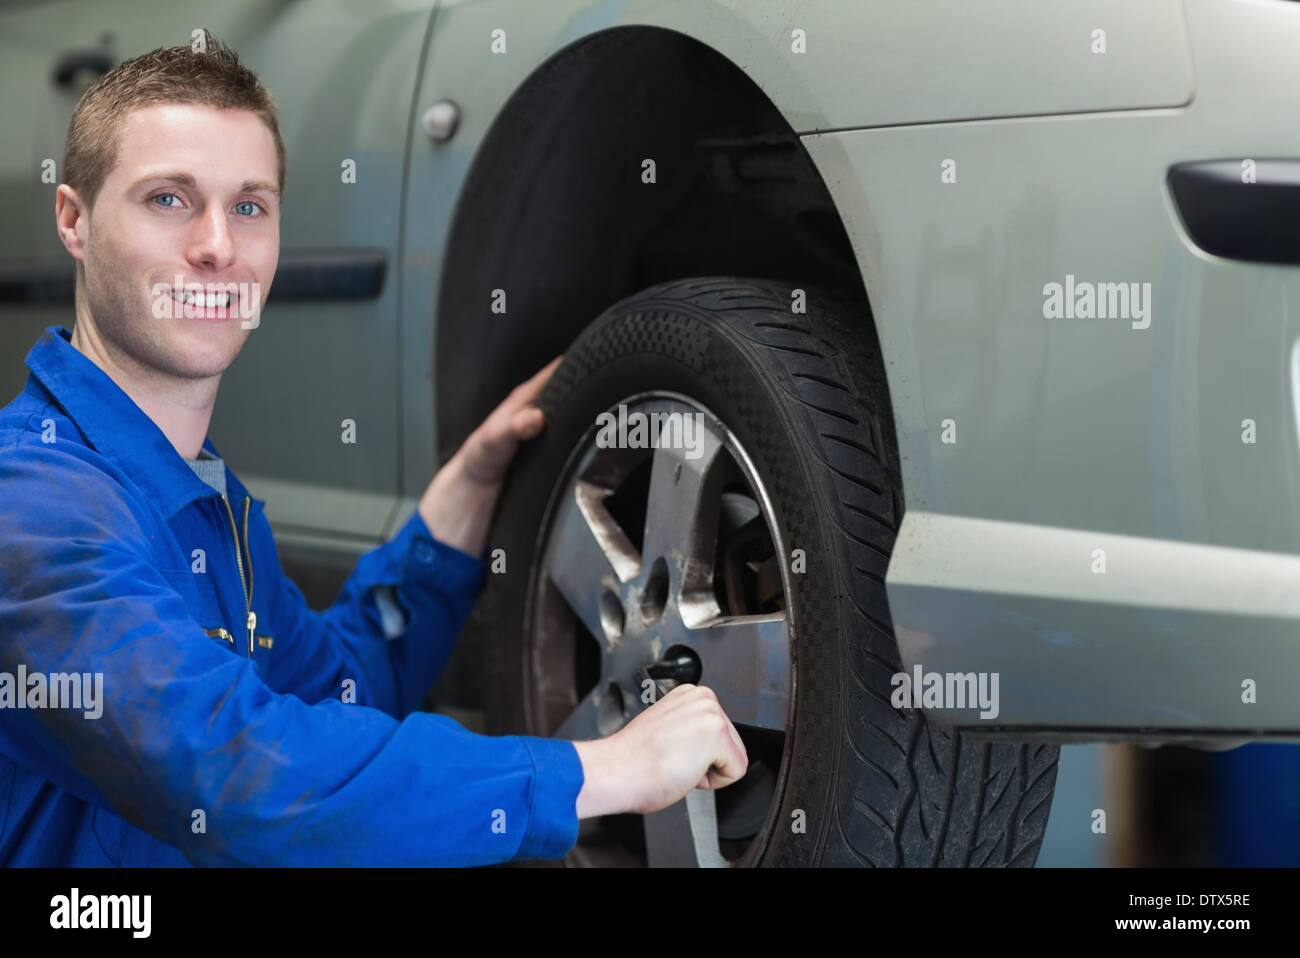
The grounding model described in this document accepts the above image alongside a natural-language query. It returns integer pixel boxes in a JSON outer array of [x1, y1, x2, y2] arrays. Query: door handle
[[1167, 159, 1300, 266]]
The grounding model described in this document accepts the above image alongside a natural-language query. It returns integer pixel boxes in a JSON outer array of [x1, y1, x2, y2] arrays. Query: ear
[[55, 184, 89, 263]]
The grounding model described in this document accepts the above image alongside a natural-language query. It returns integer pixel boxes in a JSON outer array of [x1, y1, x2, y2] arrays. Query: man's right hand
[[571, 684, 749, 818]]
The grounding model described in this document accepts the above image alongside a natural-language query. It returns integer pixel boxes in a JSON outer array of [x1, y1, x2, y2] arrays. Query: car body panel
[[800, 0, 1300, 734]]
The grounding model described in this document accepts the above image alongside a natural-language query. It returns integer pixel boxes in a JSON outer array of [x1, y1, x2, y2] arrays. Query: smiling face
[[58, 102, 280, 383]]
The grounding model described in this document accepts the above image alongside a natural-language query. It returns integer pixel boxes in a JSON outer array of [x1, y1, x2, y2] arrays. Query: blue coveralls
[[0, 326, 583, 865]]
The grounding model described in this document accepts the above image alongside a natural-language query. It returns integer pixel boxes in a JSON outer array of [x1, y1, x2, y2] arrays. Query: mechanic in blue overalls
[[0, 34, 745, 866]]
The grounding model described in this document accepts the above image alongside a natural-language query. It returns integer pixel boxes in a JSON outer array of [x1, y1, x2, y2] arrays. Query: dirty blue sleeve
[[260, 505, 484, 718], [0, 445, 584, 866]]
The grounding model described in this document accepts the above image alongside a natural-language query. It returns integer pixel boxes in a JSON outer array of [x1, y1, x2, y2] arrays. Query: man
[[0, 32, 746, 866]]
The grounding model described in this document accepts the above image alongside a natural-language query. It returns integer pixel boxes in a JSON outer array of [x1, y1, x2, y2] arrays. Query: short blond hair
[[62, 27, 285, 213]]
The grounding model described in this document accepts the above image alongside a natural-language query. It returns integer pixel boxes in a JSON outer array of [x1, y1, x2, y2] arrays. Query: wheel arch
[[433, 25, 887, 464]]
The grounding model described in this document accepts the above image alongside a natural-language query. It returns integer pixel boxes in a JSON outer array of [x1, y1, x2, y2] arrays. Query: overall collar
[[24, 325, 261, 520]]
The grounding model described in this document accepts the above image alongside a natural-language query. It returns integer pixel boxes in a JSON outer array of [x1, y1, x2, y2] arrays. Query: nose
[[185, 202, 236, 271]]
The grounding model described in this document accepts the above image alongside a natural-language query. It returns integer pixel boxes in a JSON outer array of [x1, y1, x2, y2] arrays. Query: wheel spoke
[[692, 614, 791, 732], [643, 791, 729, 867], [547, 480, 639, 640], [641, 426, 725, 582]]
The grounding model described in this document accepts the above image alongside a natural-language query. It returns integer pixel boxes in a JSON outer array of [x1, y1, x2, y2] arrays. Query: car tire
[[477, 276, 1059, 866]]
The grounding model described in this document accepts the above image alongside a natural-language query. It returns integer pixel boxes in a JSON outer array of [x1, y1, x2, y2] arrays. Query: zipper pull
[[246, 610, 257, 655]]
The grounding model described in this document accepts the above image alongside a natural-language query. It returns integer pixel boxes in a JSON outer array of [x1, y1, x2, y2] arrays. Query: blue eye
[[235, 200, 263, 216], [152, 192, 179, 208]]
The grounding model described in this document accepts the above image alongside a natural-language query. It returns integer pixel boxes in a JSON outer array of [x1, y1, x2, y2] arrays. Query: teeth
[[174, 290, 232, 307]]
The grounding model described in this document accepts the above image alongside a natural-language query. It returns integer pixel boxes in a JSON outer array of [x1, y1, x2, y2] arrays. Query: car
[[2, 0, 1297, 868]]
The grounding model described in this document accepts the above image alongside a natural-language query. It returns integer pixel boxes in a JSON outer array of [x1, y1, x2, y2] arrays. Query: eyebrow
[[129, 170, 281, 198]]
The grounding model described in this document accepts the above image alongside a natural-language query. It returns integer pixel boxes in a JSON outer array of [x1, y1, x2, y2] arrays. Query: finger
[[477, 400, 545, 455], [706, 757, 745, 790], [723, 717, 747, 767], [711, 714, 748, 786], [509, 405, 545, 439], [509, 355, 563, 408], [653, 682, 695, 711], [694, 689, 744, 758], [663, 682, 695, 696], [731, 734, 749, 780]]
